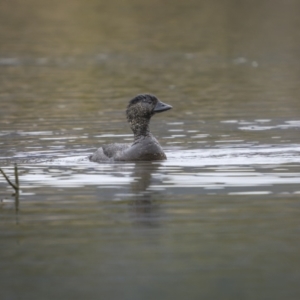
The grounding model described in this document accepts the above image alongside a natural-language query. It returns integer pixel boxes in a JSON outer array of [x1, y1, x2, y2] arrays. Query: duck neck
[[129, 117, 151, 140]]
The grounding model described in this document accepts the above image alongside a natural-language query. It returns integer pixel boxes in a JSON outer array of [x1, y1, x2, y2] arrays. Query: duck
[[89, 94, 172, 162]]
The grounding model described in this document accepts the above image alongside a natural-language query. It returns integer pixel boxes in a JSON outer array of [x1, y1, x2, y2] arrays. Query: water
[[1, 1, 300, 299]]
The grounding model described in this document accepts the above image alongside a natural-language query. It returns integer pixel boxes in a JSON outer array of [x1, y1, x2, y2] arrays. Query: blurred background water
[[1, 0, 300, 299]]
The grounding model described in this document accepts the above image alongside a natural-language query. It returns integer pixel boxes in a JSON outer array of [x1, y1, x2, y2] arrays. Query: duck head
[[126, 94, 172, 137]]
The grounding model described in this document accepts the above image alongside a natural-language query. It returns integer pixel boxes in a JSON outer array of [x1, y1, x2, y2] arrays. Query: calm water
[[1, 1, 300, 299]]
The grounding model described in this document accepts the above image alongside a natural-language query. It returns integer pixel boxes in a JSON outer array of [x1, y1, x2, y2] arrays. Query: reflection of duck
[[129, 162, 162, 226], [89, 94, 172, 162]]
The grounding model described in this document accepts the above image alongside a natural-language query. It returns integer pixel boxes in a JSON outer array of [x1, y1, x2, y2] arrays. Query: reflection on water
[[1, 0, 300, 299]]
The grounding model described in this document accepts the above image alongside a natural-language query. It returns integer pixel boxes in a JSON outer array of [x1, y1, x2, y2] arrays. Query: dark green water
[[1, 1, 300, 299]]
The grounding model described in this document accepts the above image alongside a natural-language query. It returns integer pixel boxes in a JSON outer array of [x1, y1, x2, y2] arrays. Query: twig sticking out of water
[[14, 163, 19, 188], [0, 163, 20, 192]]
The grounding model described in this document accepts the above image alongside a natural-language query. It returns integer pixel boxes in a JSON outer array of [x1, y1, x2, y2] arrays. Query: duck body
[[89, 135, 166, 162], [89, 94, 172, 162]]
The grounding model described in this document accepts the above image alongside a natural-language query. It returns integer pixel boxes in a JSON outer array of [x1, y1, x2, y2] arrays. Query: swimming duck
[[89, 94, 172, 162]]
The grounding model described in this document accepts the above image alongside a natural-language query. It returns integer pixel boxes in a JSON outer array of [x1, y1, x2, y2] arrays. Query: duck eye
[[143, 99, 152, 104]]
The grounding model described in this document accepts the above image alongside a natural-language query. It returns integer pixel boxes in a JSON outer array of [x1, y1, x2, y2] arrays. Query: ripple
[[239, 120, 300, 131], [164, 145, 300, 167], [1, 144, 298, 193]]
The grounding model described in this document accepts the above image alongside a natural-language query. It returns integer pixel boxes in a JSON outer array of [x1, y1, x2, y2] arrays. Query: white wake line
[[167, 146, 300, 157], [10, 145, 300, 167], [164, 146, 300, 166]]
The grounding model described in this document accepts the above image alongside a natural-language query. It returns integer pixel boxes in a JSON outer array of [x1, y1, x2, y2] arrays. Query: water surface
[[1, 1, 300, 299]]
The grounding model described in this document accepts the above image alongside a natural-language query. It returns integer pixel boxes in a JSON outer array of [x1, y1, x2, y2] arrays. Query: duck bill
[[153, 100, 172, 113]]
